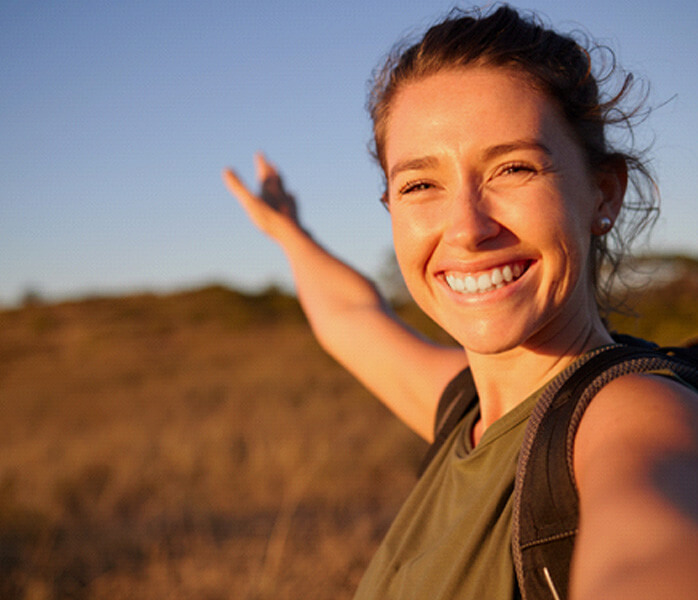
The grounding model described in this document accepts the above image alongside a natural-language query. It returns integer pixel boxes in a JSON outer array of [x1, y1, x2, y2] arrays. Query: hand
[[222, 153, 300, 239]]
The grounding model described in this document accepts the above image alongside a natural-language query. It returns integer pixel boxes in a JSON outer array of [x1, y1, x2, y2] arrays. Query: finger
[[222, 168, 258, 207], [254, 152, 279, 183]]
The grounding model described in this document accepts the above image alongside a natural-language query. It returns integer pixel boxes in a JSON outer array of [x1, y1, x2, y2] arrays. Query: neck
[[466, 316, 613, 441]]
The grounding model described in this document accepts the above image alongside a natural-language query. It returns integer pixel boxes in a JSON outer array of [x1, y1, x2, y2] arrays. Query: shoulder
[[571, 373, 698, 598], [575, 372, 698, 472], [574, 372, 698, 495]]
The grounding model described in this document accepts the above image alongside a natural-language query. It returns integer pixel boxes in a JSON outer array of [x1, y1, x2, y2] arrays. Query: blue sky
[[2, 0, 697, 306]]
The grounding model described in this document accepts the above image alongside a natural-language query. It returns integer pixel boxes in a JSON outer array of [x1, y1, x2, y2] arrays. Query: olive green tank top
[[353, 387, 542, 600]]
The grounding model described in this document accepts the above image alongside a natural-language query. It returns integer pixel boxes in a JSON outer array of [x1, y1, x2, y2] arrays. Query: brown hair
[[367, 4, 659, 316]]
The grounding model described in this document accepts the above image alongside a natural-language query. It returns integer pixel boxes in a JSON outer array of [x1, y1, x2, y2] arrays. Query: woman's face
[[384, 67, 608, 355]]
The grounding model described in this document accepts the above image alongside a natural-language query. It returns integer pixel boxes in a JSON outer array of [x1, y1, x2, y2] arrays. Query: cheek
[[543, 215, 594, 293], [538, 187, 593, 244], [390, 212, 430, 285], [391, 223, 416, 281], [560, 198, 596, 262]]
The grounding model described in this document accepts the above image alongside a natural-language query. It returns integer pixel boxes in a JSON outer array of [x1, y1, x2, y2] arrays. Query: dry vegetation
[[607, 256, 698, 345], [1, 258, 696, 600], [0, 286, 427, 600]]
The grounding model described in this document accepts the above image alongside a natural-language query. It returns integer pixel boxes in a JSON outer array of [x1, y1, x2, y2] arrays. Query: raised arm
[[572, 373, 698, 599], [222, 154, 467, 441]]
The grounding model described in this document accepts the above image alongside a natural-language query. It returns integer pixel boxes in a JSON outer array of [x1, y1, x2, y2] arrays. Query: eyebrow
[[388, 140, 553, 183], [388, 156, 440, 183], [482, 140, 553, 162]]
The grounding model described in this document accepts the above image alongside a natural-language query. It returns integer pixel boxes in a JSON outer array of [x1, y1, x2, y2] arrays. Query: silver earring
[[598, 216, 612, 234]]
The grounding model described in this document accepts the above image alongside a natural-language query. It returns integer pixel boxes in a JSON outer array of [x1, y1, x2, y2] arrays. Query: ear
[[591, 156, 627, 235], [380, 189, 391, 212]]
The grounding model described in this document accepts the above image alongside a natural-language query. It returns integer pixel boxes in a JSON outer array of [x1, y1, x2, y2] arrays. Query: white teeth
[[446, 274, 465, 292], [445, 262, 527, 295], [477, 273, 490, 291]]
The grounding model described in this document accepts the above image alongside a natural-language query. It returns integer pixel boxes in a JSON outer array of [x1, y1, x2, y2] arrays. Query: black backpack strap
[[512, 344, 698, 600], [419, 367, 477, 475]]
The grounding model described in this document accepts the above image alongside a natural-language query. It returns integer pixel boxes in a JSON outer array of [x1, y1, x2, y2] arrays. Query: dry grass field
[[0, 286, 429, 600], [1, 260, 696, 600]]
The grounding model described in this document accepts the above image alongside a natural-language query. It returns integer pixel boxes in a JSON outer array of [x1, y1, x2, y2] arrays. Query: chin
[[456, 333, 523, 356], [435, 314, 532, 356]]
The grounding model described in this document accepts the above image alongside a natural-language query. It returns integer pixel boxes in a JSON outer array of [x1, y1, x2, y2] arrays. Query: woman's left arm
[[572, 373, 698, 600]]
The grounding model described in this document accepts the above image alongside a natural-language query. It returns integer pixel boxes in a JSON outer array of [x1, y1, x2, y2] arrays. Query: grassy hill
[[0, 285, 424, 600], [1, 259, 696, 599]]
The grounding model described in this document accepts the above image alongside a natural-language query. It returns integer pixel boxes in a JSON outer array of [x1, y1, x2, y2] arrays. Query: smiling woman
[[222, 5, 698, 600]]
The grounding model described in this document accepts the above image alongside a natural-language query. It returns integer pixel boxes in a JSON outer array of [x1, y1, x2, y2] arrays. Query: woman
[[223, 6, 698, 599]]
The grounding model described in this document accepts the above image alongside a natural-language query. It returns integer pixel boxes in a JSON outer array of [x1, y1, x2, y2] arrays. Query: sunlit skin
[[384, 68, 620, 368]]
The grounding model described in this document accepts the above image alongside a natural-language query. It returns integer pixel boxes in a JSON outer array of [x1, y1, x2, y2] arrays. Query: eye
[[398, 180, 434, 195], [497, 162, 537, 178]]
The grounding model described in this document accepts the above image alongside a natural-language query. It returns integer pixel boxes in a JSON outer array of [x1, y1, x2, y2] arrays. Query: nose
[[442, 186, 501, 250]]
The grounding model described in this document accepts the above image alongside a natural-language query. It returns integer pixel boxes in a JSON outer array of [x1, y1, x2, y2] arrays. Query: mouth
[[443, 260, 533, 295]]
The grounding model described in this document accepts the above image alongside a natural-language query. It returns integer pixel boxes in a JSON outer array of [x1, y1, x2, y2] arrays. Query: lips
[[444, 260, 531, 294]]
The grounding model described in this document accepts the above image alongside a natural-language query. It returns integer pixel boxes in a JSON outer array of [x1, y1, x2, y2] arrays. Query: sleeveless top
[[352, 346, 697, 600], [352, 385, 542, 600]]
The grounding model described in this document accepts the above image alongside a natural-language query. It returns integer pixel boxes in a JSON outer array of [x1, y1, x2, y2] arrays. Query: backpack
[[420, 335, 698, 600]]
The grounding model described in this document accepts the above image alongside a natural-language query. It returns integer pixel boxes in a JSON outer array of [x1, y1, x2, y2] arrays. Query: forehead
[[384, 67, 575, 165]]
